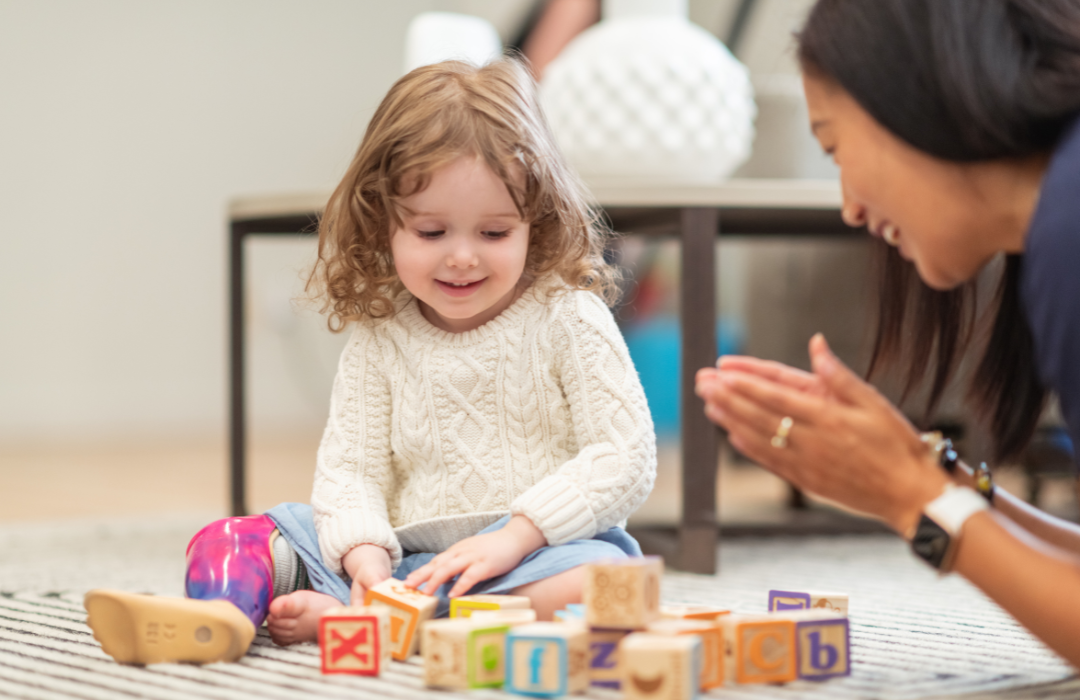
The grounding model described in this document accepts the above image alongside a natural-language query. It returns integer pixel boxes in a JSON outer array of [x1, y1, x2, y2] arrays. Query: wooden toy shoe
[[84, 589, 255, 665]]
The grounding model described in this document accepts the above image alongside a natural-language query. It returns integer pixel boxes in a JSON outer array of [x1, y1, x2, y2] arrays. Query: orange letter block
[[364, 579, 438, 660], [318, 605, 391, 675], [720, 614, 796, 684]]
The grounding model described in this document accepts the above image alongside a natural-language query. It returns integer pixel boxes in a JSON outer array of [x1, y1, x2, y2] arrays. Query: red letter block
[[318, 605, 391, 675]]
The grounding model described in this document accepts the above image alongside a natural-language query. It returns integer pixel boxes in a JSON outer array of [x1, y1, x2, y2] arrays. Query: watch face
[[911, 515, 951, 570]]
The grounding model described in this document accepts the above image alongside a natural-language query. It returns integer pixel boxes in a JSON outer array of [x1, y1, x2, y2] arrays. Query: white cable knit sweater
[[311, 283, 657, 573]]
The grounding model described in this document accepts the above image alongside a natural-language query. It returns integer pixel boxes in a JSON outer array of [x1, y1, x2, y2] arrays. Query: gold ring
[[771, 416, 794, 448]]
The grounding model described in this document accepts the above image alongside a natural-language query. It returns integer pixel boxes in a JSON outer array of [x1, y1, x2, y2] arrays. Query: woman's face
[[802, 72, 1011, 290]]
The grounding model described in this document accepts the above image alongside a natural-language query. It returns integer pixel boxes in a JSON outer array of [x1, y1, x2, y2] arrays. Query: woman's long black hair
[[797, 0, 1080, 460]]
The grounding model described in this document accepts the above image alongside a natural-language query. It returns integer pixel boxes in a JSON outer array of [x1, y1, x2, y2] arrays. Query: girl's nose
[[447, 241, 478, 268]]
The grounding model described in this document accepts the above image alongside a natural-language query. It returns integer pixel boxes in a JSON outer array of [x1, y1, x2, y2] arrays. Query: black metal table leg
[[229, 222, 248, 517], [677, 207, 720, 574]]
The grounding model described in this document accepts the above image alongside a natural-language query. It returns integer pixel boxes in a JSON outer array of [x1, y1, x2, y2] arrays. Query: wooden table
[[228, 178, 851, 574]]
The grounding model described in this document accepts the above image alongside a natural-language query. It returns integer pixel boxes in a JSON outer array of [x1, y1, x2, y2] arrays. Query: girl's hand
[[342, 544, 393, 607], [696, 334, 950, 535], [404, 515, 546, 598]]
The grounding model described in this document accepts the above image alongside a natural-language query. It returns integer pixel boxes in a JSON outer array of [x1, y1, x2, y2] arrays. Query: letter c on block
[[749, 631, 784, 671]]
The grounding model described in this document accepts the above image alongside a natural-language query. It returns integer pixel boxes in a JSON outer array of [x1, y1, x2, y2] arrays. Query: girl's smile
[[436, 277, 486, 296]]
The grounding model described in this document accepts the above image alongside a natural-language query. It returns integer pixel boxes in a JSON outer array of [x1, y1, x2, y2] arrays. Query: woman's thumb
[[809, 333, 864, 403]]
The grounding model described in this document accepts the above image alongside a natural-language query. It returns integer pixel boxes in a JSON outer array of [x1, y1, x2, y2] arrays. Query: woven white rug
[[0, 515, 1076, 699]]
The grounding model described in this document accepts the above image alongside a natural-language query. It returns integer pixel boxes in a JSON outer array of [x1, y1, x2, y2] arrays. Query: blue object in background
[[623, 314, 744, 437]]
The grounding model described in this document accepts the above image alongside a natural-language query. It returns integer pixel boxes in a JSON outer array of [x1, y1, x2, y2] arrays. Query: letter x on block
[[320, 618, 380, 675]]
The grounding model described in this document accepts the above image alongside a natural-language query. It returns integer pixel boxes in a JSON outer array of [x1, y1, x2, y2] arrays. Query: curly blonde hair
[[307, 57, 620, 331]]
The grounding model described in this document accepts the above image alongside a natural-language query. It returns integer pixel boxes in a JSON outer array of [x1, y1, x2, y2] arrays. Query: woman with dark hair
[[696, 0, 1080, 665]]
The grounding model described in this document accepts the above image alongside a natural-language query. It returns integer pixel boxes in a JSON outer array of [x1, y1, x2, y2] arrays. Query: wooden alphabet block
[[585, 556, 663, 630], [646, 619, 724, 689], [588, 628, 629, 689], [506, 622, 589, 697], [470, 608, 538, 626], [620, 632, 702, 700], [422, 618, 511, 689], [768, 589, 848, 615], [793, 613, 850, 681], [364, 578, 438, 660], [450, 594, 532, 619], [318, 605, 390, 676], [660, 604, 730, 622], [719, 614, 796, 685]]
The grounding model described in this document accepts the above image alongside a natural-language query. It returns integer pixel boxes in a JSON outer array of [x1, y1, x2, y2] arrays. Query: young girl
[[85, 57, 657, 665]]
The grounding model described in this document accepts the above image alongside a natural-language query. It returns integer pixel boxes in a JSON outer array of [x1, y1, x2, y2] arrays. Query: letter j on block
[[796, 618, 850, 681], [768, 590, 811, 611]]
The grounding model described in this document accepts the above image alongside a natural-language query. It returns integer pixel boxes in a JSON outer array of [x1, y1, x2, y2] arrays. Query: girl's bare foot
[[266, 590, 340, 645]]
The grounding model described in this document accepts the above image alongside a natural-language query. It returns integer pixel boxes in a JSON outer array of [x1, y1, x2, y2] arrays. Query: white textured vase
[[540, 0, 756, 186]]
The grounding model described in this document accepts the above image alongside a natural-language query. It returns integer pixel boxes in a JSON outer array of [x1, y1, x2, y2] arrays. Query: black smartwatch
[[909, 485, 989, 572]]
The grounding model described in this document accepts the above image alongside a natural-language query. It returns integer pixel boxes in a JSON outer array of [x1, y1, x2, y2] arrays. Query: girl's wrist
[[342, 543, 390, 579], [504, 515, 547, 555]]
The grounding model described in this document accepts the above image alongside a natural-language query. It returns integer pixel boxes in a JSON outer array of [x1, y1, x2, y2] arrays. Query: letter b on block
[[796, 618, 850, 680]]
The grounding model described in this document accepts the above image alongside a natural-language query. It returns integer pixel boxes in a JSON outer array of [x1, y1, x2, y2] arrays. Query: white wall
[[0, 0, 445, 441]]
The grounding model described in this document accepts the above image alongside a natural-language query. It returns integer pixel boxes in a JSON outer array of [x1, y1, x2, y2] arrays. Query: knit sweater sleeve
[[511, 291, 657, 545], [311, 323, 403, 573]]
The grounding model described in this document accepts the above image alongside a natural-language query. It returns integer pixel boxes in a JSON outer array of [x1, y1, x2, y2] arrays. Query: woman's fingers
[[810, 334, 875, 405], [705, 376, 800, 443], [715, 370, 821, 428], [718, 356, 822, 394], [725, 427, 799, 484]]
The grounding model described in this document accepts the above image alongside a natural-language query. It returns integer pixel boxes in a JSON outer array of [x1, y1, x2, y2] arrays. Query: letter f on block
[[529, 645, 545, 685]]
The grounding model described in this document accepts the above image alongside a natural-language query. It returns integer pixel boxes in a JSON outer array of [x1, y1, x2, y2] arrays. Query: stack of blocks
[[314, 565, 851, 695]]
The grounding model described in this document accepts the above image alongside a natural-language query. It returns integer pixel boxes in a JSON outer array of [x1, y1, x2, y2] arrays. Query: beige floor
[[0, 433, 1072, 525]]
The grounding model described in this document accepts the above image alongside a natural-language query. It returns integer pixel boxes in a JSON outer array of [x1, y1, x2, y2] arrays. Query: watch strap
[[924, 484, 989, 536], [910, 485, 989, 573]]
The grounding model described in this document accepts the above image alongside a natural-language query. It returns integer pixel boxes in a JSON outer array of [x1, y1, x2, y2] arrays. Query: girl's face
[[802, 73, 1019, 290], [391, 155, 530, 333]]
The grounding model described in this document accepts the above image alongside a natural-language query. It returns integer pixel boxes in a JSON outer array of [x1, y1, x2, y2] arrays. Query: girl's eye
[[417, 230, 444, 239], [483, 230, 510, 239]]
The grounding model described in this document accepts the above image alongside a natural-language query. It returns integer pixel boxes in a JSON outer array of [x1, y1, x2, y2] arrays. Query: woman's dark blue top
[[1020, 114, 1080, 463]]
